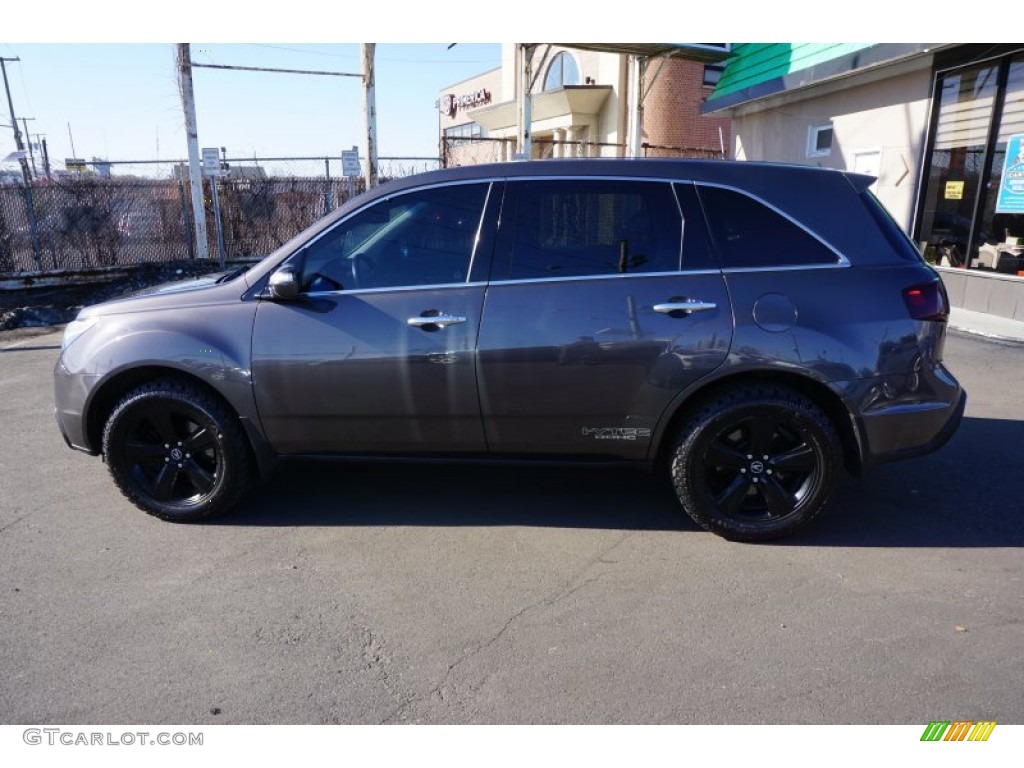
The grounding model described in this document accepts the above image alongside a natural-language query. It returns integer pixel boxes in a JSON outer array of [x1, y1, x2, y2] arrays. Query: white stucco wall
[[730, 66, 933, 230]]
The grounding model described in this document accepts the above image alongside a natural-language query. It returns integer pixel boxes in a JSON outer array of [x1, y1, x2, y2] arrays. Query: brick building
[[642, 57, 731, 157], [438, 44, 731, 165]]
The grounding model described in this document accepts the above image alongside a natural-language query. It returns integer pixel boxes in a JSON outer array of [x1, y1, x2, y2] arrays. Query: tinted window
[[697, 185, 839, 268], [863, 192, 926, 263], [299, 183, 488, 292], [499, 180, 683, 280]]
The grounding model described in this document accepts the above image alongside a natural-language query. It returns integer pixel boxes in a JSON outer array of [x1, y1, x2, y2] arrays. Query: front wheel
[[671, 384, 841, 542], [102, 380, 255, 522]]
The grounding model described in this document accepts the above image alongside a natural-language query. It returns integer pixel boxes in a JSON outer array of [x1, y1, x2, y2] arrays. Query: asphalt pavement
[[0, 328, 1022, 724]]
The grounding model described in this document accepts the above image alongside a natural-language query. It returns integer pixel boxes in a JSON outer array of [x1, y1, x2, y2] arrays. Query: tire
[[102, 379, 255, 522], [670, 384, 840, 542]]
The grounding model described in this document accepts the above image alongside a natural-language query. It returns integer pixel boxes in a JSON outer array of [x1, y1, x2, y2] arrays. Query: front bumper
[[54, 360, 100, 454]]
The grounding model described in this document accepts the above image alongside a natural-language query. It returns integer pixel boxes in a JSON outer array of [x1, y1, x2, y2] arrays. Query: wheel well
[[655, 371, 864, 476], [87, 367, 239, 455]]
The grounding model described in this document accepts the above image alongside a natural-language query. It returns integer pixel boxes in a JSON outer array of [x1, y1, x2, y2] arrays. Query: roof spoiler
[[845, 172, 877, 193]]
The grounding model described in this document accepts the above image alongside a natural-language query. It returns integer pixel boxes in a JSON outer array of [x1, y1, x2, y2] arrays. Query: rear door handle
[[653, 299, 717, 315], [407, 313, 467, 329]]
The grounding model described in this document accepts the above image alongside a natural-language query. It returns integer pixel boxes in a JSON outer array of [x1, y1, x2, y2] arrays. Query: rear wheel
[[671, 384, 840, 542], [102, 380, 254, 522]]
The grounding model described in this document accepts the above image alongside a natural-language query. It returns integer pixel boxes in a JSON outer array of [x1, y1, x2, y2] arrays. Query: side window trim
[[694, 181, 851, 270], [468, 180, 505, 284], [672, 181, 722, 272]]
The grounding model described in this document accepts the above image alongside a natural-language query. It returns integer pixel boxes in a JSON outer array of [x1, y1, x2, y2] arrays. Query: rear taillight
[[903, 281, 949, 321]]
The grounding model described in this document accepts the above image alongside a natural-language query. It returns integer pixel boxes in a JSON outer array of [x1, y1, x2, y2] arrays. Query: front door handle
[[407, 313, 467, 329], [653, 299, 717, 315]]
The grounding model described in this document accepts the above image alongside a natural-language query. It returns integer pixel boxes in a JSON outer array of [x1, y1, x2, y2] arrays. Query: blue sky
[[0, 3, 989, 176], [0, 43, 502, 171]]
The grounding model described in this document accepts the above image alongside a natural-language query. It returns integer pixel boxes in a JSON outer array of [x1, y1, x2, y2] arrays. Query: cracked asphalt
[[1, 328, 1022, 724]]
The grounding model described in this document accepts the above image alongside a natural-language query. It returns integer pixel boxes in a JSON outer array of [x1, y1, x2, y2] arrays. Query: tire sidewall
[[673, 393, 839, 541], [103, 385, 241, 522]]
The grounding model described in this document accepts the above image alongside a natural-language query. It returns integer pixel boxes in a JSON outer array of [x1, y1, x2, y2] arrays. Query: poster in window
[[997, 133, 1024, 213]]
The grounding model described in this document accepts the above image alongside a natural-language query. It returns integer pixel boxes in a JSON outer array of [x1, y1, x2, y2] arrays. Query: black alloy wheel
[[103, 380, 254, 521], [671, 385, 840, 541]]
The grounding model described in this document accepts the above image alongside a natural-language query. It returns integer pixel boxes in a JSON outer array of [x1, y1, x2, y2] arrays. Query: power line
[[246, 43, 499, 65], [190, 62, 361, 78]]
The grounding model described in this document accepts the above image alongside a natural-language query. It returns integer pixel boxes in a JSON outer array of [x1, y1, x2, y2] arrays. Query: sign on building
[[944, 181, 965, 200], [439, 88, 492, 118], [996, 133, 1024, 213]]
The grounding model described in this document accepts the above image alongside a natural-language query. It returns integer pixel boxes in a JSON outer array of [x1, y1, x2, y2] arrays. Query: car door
[[477, 178, 733, 460], [251, 181, 497, 454]]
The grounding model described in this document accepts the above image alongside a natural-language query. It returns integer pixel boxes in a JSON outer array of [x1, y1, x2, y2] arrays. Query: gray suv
[[54, 160, 965, 541]]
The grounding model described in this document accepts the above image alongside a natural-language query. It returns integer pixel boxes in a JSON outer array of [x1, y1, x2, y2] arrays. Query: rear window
[[696, 185, 840, 269], [863, 191, 926, 263]]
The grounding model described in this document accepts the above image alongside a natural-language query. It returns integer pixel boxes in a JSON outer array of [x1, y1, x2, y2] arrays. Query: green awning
[[704, 43, 939, 114]]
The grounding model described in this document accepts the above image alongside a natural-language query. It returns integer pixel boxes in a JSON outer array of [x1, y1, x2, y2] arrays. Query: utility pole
[[0, 57, 31, 184], [20, 117, 37, 178], [361, 43, 378, 189], [177, 43, 210, 260], [1, 55, 41, 267]]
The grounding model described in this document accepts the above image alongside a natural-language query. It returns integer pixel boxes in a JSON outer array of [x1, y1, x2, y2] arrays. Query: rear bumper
[[859, 388, 966, 470]]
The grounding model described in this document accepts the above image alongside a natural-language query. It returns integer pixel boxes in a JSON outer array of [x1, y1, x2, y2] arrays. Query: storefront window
[[974, 57, 1024, 272], [917, 63, 998, 266]]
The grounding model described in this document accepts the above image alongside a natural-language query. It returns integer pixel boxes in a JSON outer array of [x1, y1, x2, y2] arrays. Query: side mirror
[[268, 264, 300, 301]]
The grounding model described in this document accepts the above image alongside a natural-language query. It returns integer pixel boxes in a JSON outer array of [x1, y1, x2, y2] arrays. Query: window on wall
[[806, 124, 834, 157], [443, 122, 485, 147], [703, 64, 725, 87], [544, 52, 581, 91], [975, 56, 1024, 255]]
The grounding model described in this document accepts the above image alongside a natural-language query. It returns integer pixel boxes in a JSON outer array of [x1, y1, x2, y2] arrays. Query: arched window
[[544, 52, 580, 91]]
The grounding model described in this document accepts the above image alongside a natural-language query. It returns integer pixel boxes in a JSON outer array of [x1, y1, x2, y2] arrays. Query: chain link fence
[[0, 155, 440, 276], [0, 178, 192, 273], [1, 144, 725, 276]]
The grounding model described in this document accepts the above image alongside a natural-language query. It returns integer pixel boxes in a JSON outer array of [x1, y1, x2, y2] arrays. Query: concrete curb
[[947, 307, 1024, 346], [947, 324, 1024, 345]]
